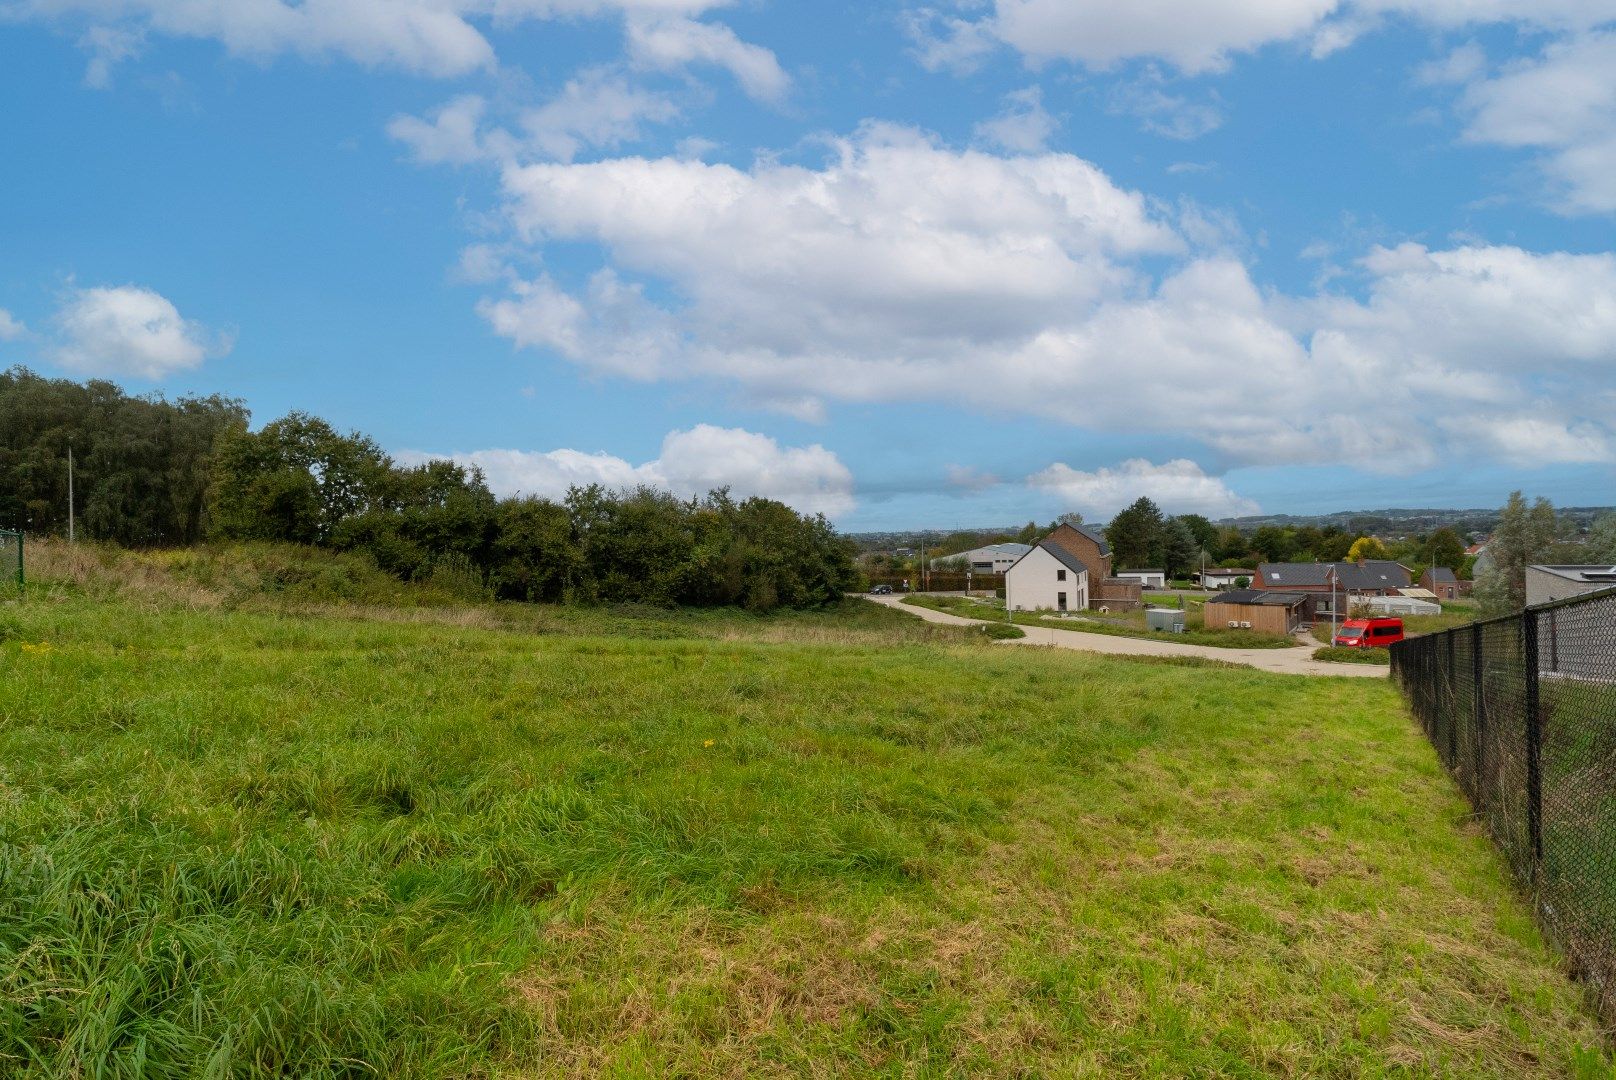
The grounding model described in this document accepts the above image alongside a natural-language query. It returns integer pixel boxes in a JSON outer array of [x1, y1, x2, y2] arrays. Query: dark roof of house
[[1425, 567, 1458, 583], [1207, 589, 1308, 607], [1256, 561, 1412, 591], [1057, 522, 1111, 557], [1039, 541, 1091, 578]]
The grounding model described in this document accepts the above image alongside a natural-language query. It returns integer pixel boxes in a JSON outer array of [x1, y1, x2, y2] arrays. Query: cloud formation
[[920, 0, 1613, 75], [9, 0, 781, 91], [457, 126, 1616, 471], [403, 424, 855, 517], [1027, 458, 1260, 519], [0, 309, 25, 341], [1449, 32, 1616, 214], [50, 284, 230, 379]]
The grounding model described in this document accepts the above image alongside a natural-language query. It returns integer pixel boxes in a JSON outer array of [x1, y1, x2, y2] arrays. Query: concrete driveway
[[867, 594, 1387, 678]]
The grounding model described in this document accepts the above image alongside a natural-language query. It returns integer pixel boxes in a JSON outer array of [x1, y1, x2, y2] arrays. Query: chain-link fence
[[1391, 587, 1616, 1023], [0, 529, 20, 590]]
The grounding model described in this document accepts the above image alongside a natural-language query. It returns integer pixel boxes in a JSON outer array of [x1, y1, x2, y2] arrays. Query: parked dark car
[[869, 584, 893, 595]]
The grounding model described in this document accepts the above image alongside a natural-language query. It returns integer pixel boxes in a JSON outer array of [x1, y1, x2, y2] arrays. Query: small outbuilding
[[1115, 569, 1167, 589], [1204, 589, 1309, 636], [1196, 568, 1254, 590]]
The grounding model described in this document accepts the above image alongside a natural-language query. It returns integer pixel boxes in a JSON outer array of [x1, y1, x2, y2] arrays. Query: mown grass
[[1, 564, 1611, 1075], [904, 593, 1296, 650]]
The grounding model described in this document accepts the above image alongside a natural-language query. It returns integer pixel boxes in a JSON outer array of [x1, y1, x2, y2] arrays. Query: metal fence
[[1390, 587, 1616, 1022], [0, 529, 19, 589]]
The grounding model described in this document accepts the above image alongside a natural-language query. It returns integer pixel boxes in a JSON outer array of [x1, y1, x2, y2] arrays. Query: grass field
[[903, 593, 1295, 650], [2, 560, 1612, 1076]]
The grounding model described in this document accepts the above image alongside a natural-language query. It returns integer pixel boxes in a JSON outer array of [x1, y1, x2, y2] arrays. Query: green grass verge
[[903, 594, 1296, 650], [1, 588, 1610, 1076], [1312, 645, 1393, 665]]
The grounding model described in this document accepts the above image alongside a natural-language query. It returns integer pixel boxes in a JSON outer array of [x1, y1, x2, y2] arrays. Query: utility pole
[[1330, 565, 1340, 642], [67, 444, 75, 544]]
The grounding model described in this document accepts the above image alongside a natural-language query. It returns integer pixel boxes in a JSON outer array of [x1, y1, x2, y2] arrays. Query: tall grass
[[1, 562, 1611, 1075]]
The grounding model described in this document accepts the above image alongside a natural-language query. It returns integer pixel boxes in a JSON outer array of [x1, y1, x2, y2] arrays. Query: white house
[[1115, 569, 1166, 589], [1005, 541, 1090, 612], [931, 542, 1032, 574], [1196, 568, 1254, 590]]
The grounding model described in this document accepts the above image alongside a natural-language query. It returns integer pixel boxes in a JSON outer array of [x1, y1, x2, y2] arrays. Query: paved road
[[867, 595, 1387, 678]]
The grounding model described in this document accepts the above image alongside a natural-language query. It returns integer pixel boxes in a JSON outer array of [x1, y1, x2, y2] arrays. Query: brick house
[[1418, 566, 1468, 600], [1253, 560, 1412, 617], [1041, 522, 1143, 610]]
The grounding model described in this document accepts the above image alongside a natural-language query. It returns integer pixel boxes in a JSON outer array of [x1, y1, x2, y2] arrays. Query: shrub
[[1312, 645, 1391, 665]]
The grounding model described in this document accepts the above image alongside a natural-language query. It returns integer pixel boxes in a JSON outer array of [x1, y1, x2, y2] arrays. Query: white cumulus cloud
[[0, 309, 26, 341], [389, 72, 682, 167], [973, 86, 1058, 152], [9, 0, 772, 87], [50, 285, 231, 379], [1027, 459, 1260, 520], [929, 0, 1611, 76], [440, 125, 1616, 471], [625, 15, 789, 102], [1450, 31, 1616, 214], [403, 424, 855, 517]]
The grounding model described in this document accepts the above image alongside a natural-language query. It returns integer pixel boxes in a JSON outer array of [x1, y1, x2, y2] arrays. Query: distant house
[[1254, 561, 1412, 616], [1004, 541, 1090, 612], [1196, 568, 1254, 590], [1204, 589, 1309, 636], [1114, 569, 1166, 589], [930, 542, 1031, 574], [1525, 565, 1616, 607], [1418, 566, 1467, 600], [1041, 522, 1142, 609]]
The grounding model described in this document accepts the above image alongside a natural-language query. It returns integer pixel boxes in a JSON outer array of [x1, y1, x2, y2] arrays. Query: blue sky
[[2, 0, 1614, 529]]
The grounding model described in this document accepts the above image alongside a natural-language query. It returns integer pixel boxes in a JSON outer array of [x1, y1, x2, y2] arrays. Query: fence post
[[1446, 630, 1458, 765], [1548, 609, 1558, 673], [1472, 622, 1484, 794], [1523, 613, 1543, 878]]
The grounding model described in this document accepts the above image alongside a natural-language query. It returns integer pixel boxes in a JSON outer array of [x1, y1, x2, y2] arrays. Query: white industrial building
[[931, 542, 1032, 574], [1114, 569, 1166, 589]]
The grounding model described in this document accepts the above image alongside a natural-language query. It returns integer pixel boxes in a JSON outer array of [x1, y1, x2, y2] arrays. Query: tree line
[[0, 368, 858, 611]]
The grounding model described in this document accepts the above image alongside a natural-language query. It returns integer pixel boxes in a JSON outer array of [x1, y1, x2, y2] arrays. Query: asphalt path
[[867, 594, 1388, 678]]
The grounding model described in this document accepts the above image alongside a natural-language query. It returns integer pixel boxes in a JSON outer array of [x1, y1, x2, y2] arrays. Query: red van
[[1334, 618, 1404, 648]]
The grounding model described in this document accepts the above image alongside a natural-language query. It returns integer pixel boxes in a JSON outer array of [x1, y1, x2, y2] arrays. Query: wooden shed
[[1204, 589, 1309, 636]]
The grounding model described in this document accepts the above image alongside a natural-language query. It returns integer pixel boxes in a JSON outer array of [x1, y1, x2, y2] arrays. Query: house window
[[1058, 592, 1068, 611], [1057, 569, 1067, 581]]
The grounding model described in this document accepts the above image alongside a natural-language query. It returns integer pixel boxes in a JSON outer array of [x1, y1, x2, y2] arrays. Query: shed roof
[[1207, 589, 1308, 607], [1425, 566, 1458, 583]]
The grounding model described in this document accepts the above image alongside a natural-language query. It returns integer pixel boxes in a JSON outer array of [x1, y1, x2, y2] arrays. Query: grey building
[[1525, 565, 1616, 607]]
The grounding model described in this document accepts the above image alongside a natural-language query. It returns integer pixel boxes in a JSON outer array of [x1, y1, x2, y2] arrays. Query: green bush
[[1312, 645, 1391, 665]]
